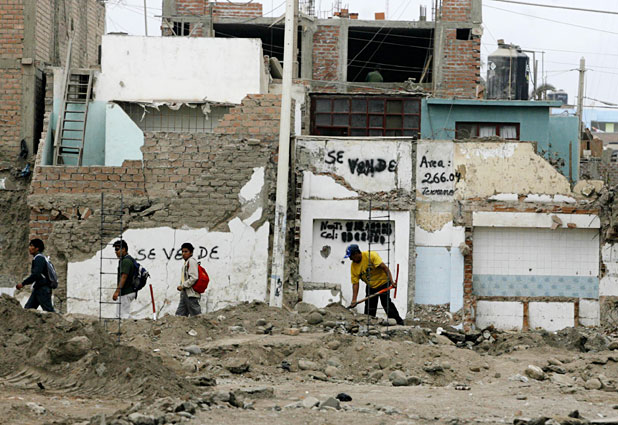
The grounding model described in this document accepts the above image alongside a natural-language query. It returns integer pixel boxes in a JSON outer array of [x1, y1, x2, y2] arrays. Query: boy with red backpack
[[176, 242, 203, 316]]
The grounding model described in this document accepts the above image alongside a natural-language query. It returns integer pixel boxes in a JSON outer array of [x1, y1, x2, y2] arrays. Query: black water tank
[[487, 41, 529, 100], [547, 90, 568, 105]]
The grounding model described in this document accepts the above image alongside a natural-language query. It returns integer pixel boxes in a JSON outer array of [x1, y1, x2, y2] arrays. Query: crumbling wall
[[416, 140, 602, 331], [26, 94, 282, 315], [295, 137, 415, 318]]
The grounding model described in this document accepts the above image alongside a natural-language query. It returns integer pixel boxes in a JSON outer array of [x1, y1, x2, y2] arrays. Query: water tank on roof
[[487, 40, 529, 100], [547, 89, 568, 105]]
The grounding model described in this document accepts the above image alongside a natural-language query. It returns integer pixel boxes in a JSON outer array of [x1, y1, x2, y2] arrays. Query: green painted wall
[[421, 99, 578, 181]]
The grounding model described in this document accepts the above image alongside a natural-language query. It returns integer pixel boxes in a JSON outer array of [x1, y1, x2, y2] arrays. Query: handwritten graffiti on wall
[[134, 246, 220, 262], [319, 220, 394, 245], [325, 150, 397, 177], [418, 154, 460, 196]]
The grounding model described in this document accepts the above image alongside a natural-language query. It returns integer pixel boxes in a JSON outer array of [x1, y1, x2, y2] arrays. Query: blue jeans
[[24, 286, 55, 312]]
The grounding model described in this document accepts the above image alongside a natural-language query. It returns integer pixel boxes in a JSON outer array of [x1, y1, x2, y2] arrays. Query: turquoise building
[[421, 99, 580, 182]]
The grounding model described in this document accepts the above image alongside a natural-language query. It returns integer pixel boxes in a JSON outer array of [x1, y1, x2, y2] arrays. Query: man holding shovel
[[346, 244, 404, 325]]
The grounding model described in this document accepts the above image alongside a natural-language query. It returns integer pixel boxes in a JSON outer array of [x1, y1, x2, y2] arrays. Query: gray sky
[[106, 0, 618, 107]]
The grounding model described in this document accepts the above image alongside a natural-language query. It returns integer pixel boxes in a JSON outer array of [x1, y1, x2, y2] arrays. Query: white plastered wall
[[297, 137, 413, 318], [66, 167, 270, 318], [95, 35, 266, 104]]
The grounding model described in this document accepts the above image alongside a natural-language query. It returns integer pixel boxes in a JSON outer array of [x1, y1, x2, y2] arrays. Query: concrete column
[[21, 0, 38, 159], [300, 21, 315, 80], [337, 20, 348, 85]]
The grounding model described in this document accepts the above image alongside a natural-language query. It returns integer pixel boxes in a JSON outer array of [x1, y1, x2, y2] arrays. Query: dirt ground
[[0, 295, 617, 425]]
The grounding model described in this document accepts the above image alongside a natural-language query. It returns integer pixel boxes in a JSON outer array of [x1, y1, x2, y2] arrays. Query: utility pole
[[143, 0, 149, 36], [577, 57, 586, 138], [269, 0, 297, 308]]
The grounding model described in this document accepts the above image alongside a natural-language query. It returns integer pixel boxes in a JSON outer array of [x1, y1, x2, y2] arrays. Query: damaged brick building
[[3, 0, 616, 330], [0, 0, 104, 288]]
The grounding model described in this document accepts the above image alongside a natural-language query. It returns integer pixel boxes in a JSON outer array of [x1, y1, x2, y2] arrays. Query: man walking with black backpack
[[112, 240, 136, 319], [15, 238, 55, 312]]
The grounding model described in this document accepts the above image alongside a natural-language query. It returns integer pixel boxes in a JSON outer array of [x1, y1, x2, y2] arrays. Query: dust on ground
[[0, 296, 617, 425]]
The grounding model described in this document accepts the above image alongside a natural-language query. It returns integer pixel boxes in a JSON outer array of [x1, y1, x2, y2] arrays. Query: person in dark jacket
[[15, 238, 54, 312]]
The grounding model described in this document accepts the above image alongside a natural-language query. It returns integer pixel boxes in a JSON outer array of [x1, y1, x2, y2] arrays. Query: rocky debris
[[301, 396, 319, 408], [609, 341, 618, 351], [294, 302, 317, 314], [298, 359, 320, 371], [26, 402, 46, 415], [513, 410, 610, 425], [525, 365, 546, 381], [319, 397, 341, 410], [324, 366, 338, 377], [306, 311, 324, 325], [389, 370, 409, 386], [389, 370, 421, 387], [375, 354, 391, 369], [233, 386, 274, 399], [127, 412, 156, 425], [336, 392, 352, 402], [584, 378, 603, 390], [49, 335, 92, 363], [182, 345, 202, 355], [187, 376, 217, 387], [283, 328, 300, 336], [326, 340, 341, 350], [226, 359, 250, 374], [187, 329, 198, 337]]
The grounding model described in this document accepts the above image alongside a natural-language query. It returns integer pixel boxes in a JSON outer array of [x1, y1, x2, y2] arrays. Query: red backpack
[[192, 263, 210, 293]]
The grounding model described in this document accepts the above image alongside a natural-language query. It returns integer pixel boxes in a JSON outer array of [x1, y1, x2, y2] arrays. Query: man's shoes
[[396, 319, 405, 326]]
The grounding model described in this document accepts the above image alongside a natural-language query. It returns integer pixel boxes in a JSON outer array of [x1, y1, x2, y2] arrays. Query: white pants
[[117, 292, 136, 319]]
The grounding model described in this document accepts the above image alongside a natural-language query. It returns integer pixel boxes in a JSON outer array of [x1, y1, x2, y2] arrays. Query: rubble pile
[[0, 294, 192, 398]]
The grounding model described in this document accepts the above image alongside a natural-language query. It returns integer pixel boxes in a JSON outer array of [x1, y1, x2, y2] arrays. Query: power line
[[488, 0, 618, 16], [485, 4, 618, 36]]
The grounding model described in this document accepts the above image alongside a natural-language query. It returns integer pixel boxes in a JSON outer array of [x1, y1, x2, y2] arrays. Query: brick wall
[[0, 69, 23, 160], [28, 94, 282, 310], [174, 1, 262, 19], [435, 0, 481, 99], [0, 0, 24, 59], [442, 0, 475, 22], [215, 94, 282, 140], [312, 26, 339, 82]]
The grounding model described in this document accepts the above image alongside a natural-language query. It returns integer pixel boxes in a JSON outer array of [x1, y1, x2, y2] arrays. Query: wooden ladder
[[53, 69, 93, 165]]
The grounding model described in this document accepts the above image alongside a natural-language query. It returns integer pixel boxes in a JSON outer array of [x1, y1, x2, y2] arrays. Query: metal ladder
[[53, 69, 93, 165]]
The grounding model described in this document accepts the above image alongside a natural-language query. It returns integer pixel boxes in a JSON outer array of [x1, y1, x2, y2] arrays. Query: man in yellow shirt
[[346, 244, 404, 325]]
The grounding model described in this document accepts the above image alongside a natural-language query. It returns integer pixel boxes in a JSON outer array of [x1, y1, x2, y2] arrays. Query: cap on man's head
[[344, 244, 361, 258]]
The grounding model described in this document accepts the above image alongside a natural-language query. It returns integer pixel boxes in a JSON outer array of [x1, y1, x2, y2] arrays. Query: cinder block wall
[[28, 94, 284, 311]]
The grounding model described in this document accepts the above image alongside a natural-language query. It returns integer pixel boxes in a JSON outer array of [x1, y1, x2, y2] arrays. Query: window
[[456, 28, 472, 40], [455, 122, 520, 140], [591, 121, 618, 133], [172, 21, 191, 36], [311, 95, 421, 137]]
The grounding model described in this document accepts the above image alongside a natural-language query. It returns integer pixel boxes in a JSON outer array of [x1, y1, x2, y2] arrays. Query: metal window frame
[[310, 95, 421, 138], [455, 122, 521, 140]]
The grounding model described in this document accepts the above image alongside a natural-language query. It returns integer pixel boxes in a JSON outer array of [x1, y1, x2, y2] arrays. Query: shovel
[[347, 264, 399, 308], [347, 285, 395, 309]]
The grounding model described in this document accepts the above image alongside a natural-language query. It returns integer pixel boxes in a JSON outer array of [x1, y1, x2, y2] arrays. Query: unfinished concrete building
[[161, 0, 482, 98], [0, 0, 105, 289]]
